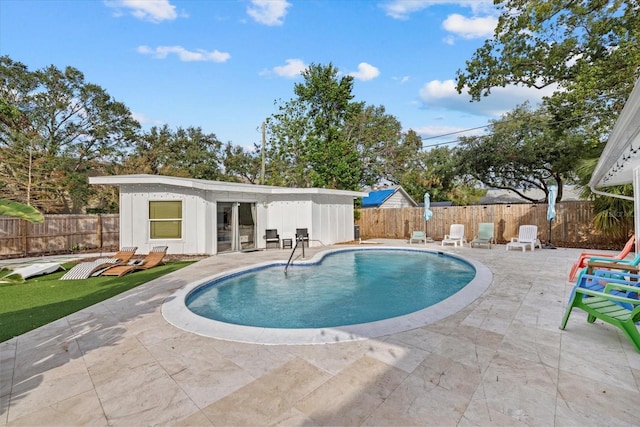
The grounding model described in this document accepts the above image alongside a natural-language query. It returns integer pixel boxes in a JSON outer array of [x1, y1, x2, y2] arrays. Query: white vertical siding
[[119, 184, 357, 254], [267, 196, 312, 244]]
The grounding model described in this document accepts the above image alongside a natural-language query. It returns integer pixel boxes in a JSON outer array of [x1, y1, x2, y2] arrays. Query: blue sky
[[1, 0, 555, 150]]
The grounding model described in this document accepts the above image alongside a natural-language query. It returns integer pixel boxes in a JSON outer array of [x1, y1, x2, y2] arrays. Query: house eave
[[89, 174, 367, 198], [590, 77, 640, 189]]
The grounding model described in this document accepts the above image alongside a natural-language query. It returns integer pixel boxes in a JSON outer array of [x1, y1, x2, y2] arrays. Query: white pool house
[[89, 174, 367, 255]]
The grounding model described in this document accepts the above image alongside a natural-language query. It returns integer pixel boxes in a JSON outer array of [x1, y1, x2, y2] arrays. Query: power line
[[420, 111, 608, 149], [420, 124, 490, 141]]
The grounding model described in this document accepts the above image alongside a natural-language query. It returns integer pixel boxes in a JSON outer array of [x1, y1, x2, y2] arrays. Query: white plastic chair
[[409, 231, 426, 244], [442, 224, 466, 247], [506, 225, 539, 252]]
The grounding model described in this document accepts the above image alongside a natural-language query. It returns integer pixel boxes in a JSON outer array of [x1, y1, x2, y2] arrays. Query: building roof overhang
[[590, 78, 640, 189], [89, 174, 368, 198]]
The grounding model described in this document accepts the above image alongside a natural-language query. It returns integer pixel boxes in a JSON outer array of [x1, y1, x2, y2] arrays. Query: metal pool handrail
[[284, 236, 305, 274]]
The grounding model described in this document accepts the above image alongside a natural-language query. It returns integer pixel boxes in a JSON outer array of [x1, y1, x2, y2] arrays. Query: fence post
[[97, 214, 103, 250], [21, 219, 28, 257]]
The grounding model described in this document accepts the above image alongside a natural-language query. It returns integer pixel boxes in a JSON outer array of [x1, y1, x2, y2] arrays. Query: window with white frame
[[149, 201, 182, 239]]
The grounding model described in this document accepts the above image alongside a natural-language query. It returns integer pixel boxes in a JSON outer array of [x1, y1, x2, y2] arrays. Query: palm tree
[[0, 199, 44, 223]]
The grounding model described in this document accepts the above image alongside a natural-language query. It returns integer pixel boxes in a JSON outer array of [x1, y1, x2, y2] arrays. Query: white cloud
[[247, 0, 291, 26], [266, 59, 307, 78], [442, 14, 497, 39], [131, 112, 165, 127], [442, 35, 455, 45], [104, 0, 180, 23], [348, 63, 380, 81], [393, 75, 410, 84], [137, 45, 231, 62], [382, 0, 493, 20], [418, 79, 559, 117], [131, 111, 148, 124]]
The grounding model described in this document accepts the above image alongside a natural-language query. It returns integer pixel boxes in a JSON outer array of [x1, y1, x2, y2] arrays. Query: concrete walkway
[[1, 240, 639, 426]]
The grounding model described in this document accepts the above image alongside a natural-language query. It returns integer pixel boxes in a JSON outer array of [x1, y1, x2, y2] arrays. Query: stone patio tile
[[559, 323, 638, 391], [500, 322, 561, 368], [459, 399, 530, 426], [296, 356, 407, 426], [359, 338, 430, 373], [0, 339, 16, 399], [2, 244, 640, 427], [174, 409, 214, 426], [555, 369, 640, 425], [363, 352, 481, 426], [83, 337, 158, 387], [0, 392, 9, 426], [207, 339, 297, 378], [4, 389, 107, 426], [95, 362, 198, 426], [431, 334, 496, 373], [201, 357, 331, 426], [286, 341, 368, 375], [7, 357, 95, 423], [467, 353, 558, 425]]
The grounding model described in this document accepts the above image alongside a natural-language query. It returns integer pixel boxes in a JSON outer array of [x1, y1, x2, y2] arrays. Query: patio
[[1, 240, 640, 426]]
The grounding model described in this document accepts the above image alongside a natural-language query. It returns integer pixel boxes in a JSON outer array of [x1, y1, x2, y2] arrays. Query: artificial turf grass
[[0, 261, 194, 342]]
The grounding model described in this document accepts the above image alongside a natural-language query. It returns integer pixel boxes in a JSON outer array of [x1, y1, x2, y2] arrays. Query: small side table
[[282, 238, 293, 249]]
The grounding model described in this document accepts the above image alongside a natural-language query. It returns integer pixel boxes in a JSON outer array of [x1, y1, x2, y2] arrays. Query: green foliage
[[457, 0, 640, 106], [121, 125, 223, 180], [0, 261, 193, 342], [0, 199, 44, 222], [0, 56, 140, 213], [456, 103, 583, 202], [454, 0, 640, 228], [265, 63, 363, 190], [264, 63, 436, 193], [456, 0, 639, 201], [574, 157, 634, 238], [591, 190, 634, 239], [345, 105, 405, 187], [264, 98, 315, 187], [396, 145, 484, 205], [353, 207, 361, 221], [222, 142, 261, 184]]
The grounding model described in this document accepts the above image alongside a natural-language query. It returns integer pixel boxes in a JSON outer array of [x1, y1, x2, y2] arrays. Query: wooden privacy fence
[[0, 214, 119, 259], [356, 201, 632, 249], [0, 202, 632, 258]]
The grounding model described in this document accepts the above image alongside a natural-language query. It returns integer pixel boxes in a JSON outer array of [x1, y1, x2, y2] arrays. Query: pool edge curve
[[161, 246, 493, 345]]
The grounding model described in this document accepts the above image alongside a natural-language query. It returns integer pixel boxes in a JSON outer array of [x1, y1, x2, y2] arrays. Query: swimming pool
[[186, 249, 475, 328], [162, 247, 493, 344]]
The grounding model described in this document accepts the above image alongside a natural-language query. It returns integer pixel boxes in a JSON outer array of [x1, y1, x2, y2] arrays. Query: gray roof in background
[[479, 185, 583, 204]]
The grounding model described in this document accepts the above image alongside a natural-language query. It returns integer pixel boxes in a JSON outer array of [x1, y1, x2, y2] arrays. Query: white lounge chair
[[0, 262, 62, 282], [506, 225, 539, 252], [442, 224, 466, 247]]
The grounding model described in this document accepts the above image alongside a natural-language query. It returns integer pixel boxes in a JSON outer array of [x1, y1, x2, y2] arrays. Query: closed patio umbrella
[[544, 185, 557, 249], [423, 192, 433, 222], [424, 192, 433, 240]]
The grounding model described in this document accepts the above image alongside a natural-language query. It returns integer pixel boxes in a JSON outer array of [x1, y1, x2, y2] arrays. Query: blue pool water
[[186, 249, 476, 329]]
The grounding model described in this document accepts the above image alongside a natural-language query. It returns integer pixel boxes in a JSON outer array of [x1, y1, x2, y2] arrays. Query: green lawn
[[0, 261, 194, 342]]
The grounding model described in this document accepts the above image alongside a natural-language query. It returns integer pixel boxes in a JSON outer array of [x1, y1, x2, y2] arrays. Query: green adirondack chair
[[560, 281, 640, 353]]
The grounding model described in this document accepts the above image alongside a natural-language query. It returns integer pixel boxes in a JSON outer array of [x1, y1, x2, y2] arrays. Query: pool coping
[[161, 246, 493, 345]]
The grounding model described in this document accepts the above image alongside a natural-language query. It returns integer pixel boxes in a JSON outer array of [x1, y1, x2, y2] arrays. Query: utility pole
[[261, 121, 266, 185], [27, 145, 32, 205]]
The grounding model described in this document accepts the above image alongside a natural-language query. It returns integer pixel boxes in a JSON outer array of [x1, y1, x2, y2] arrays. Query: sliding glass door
[[216, 202, 256, 253]]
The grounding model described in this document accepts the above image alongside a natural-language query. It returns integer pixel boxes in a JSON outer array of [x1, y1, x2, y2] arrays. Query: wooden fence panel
[[357, 201, 630, 250], [0, 202, 631, 258], [0, 214, 119, 259]]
